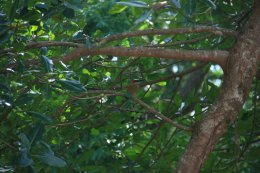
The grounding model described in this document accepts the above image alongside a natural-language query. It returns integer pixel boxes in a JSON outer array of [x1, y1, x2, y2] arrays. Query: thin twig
[[0, 139, 17, 151], [151, 129, 178, 166], [131, 96, 191, 131], [146, 35, 211, 48], [144, 60, 184, 73], [49, 116, 92, 127], [136, 63, 207, 88], [134, 124, 163, 163]]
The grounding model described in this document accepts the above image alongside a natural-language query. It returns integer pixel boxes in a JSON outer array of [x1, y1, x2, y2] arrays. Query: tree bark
[[61, 47, 228, 67], [175, 1, 260, 173]]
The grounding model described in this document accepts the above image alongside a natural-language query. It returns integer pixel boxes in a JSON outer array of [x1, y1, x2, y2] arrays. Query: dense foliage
[[0, 0, 259, 172]]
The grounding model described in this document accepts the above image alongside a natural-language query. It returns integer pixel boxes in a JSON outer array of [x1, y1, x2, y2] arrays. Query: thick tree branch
[[61, 47, 228, 67], [99, 26, 237, 44], [175, 1, 260, 173], [0, 27, 235, 56]]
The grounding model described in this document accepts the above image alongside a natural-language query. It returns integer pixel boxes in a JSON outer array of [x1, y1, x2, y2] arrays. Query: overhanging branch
[[99, 26, 237, 44], [61, 46, 229, 67]]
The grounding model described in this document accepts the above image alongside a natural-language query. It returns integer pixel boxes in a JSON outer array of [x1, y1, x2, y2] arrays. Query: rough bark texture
[[175, 1, 260, 173]]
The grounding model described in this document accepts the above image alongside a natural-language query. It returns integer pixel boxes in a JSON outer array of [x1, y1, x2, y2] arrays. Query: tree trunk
[[175, 1, 260, 173]]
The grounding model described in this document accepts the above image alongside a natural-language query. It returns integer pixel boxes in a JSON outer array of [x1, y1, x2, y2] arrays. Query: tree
[[0, 0, 259, 172]]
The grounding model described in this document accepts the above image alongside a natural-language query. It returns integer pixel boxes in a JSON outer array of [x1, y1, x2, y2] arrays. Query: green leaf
[[42, 84, 52, 99], [14, 94, 33, 106], [9, 0, 19, 21], [0, 31, 13, 46], [202, 0, 217, 10], [13, 41, 26, 52], [244, 147, 260, 161], [40, 47, 48, 55], [57, 79, 86, 93], [185, 0, 196, 17], [19, 133, 31, 150], [117, 1, 148, 8], [63, 7, 75, 18], [30, 25, 38, 32], [40, 141, 52, 151], [28, 124, 45, 145], [145, 119, 160, 124], [170, 0, 181, 9], [91, 148, 106, 161], [73, 30, 83, 39], [85, 37, 92, 48], [35, 3, 48, 11], [28, 111, 52, 124], [134, 10, 153, 24], [174, 93, 183, 108], [109, 4, 128, 14], [123, 146, 141, 160], [19, 148, 33, 167], [64, 1, 82, 11], [36, 152, 67, 167], [91, 128, 100, 136], [0, 12, 7, 20], [0, 83, 10, 92], [40, 55, 53, 73], [79, 165, 106, 172], [82, 68, 91, 75], [17, 60, 25, 73], [20, 10, 41, 22]]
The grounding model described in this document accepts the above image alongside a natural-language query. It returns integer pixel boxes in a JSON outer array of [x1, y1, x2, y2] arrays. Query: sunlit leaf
[[82, 68, 91, 75], [30, 25, 38, 32], [109, 4, 128, 14]]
